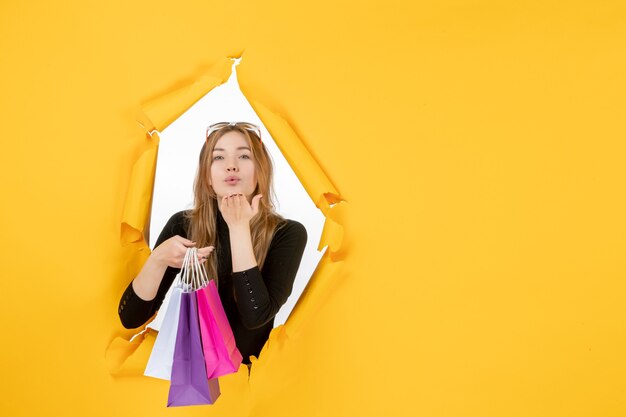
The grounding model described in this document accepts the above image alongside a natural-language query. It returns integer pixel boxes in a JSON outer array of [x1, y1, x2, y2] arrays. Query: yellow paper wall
[[1, 1, 625, 416]]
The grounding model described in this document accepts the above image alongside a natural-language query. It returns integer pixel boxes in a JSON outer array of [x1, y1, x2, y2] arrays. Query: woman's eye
[[240, 154, 251, 159], [212, 155, 223, 161]]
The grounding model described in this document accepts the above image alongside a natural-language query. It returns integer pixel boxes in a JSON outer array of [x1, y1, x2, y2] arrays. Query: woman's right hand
[[150, 235, 214, 269]]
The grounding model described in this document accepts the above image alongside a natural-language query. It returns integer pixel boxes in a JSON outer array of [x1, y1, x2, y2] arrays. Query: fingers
[[221, 193, 247, 209], [173, 246, 213, 268], [222, 193, 243, 203], [175, 235, 197, 247], [197, 246, 215, 260], [220, 194, 231, 210], [220, 194, 260, 225], [251, 194, 263, 215]]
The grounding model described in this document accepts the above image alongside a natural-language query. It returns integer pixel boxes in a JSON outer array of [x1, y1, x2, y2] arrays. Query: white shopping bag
[[143, 285, 183, 380], [144, 249, 194, 380]]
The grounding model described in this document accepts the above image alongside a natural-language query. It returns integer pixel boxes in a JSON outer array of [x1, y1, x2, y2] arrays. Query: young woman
[[118, 122, 308, 366]]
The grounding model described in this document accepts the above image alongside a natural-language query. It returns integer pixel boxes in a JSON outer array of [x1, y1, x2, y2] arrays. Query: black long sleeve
[[231, 219, 307, 329], [117, 210, 307, 363]]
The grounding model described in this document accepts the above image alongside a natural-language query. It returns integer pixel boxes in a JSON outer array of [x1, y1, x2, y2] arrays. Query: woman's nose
[[226, 161, 238, 171]]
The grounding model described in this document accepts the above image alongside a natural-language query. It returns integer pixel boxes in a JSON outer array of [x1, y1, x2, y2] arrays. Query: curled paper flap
[[318, 203, 346, 261], [105, 329, 157, 377], [120, 133, 159, 245], [140, 56, 236, 132]]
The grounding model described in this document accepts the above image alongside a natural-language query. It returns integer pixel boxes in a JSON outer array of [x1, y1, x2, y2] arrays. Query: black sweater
[[118, 210, 307, 364]]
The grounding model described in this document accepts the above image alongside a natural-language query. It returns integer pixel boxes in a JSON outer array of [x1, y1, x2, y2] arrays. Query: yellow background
[[1, 1, 625, 416]]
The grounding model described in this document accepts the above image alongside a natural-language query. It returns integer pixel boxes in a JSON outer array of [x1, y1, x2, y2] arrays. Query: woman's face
[[209, 130, 258, 202]]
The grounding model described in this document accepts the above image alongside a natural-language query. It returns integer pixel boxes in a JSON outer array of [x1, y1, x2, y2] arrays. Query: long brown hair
[[184, 124, 285, 286]]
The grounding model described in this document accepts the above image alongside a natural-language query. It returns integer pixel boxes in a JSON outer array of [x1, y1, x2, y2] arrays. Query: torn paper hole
[[146, 59, 326, 332]]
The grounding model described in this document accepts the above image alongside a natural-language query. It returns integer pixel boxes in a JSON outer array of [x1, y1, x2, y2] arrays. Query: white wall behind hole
[[147, 61, 325, 332]]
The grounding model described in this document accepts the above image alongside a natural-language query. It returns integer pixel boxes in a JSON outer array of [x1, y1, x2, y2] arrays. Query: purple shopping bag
[[167, 292, 220, 407]]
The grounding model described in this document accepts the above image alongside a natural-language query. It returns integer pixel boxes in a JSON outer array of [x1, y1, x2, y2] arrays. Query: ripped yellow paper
[[2, 1, 626, 417]]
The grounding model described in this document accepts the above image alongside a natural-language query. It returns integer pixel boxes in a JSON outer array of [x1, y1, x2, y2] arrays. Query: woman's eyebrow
[[213, 146, 251, 152]]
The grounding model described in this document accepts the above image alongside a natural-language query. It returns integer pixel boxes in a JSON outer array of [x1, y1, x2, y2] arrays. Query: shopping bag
[[167, 291, 220, 407], [143, 284, 183, 380], [144, 247, 194, 380], [167, 247, 220, 407], [190, 253, 242, 377], [197, 281, 242, 376], [196, 290, 220, 378]]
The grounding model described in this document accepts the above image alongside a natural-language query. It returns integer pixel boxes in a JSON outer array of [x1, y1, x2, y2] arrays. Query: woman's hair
[[184, 124, 285, 286]]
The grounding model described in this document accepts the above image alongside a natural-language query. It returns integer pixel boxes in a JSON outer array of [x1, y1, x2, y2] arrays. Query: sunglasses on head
[[205, 122, 262, 143]]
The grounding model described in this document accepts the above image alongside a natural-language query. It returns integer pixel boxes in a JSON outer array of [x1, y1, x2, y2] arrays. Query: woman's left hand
[[219, 193, 263, 228]]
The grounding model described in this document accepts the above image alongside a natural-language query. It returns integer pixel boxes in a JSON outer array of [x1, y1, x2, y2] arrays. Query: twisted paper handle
[[179, 247, 210, 292]]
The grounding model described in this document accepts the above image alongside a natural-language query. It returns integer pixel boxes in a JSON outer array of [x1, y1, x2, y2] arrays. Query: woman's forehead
[[214, 130, 249, 149]]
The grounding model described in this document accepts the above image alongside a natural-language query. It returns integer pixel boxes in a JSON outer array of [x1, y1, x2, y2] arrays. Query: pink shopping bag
[[195, 290, 220, 378], [196, 280, 242, 377]]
